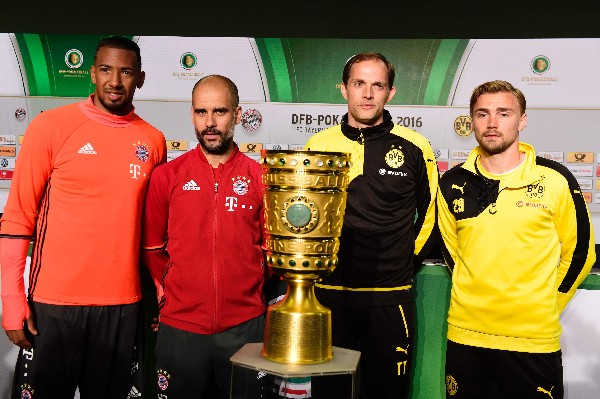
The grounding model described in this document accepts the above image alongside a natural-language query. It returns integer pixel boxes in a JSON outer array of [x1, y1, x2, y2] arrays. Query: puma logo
[[396, 344, 410, 355], [452, 182, 467, 194], [537, 386, 554, 398]]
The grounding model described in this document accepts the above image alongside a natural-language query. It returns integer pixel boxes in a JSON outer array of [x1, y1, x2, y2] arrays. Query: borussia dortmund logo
[[525, 182, 545, 199], [385, 146, 404, 168], [446, 374, 458, 396], [454, 115, 472, 137]]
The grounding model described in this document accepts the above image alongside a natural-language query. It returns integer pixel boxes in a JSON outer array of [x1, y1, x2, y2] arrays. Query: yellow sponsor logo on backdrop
[[0, 146, 16, 157], [167, 140, 188, 151], [453, 116, 472, 137], [566, 152, 594, 163], [239, 143, 263, 153]]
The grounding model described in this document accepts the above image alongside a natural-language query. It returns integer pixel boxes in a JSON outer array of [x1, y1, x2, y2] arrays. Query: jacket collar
[[340, 110, 394, 143], [462, 142, 541, 188]]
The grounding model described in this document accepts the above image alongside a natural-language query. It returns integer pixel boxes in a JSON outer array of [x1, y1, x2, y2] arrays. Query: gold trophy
[[260, 150, 351, 364]]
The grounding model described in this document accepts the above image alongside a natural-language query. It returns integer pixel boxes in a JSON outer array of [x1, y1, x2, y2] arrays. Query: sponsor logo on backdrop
[[15, 108, 26, 120], [0, 135, 17, 145], [0, 170, 13, 180], [167, 152, 184, 162], [451, 150, 470, 160], [577, 179, 593, 190], [523, 55, 557, 85], [65, 49, 84, 68], [167, 140, 188, 151], [596, 192, 600, 204], [567, 165, 593, 177], [433, 148, 449, 159], [437, 161, 449, 173], [566, 152, 594, 163], [239, 143, 263, 153], [60, 49, 88, 78], [0, 146, 16, 157], [582, 192, 592, 203], [538, 151, 564, 163], [241, 109, 262, 131], [181, 52, 197, 70], [265, 143, 289, 150], [0, 157, 16, 169], [531, 55, 550, 74], [174, 52, 201, 79], [453, 116, 472, 137]]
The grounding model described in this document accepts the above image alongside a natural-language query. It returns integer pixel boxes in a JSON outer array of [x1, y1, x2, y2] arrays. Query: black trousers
[[313, 301, 416, 399], [154, 316, 265, 399], [445, 340, 564, 399], [12, 301, 142, 399]]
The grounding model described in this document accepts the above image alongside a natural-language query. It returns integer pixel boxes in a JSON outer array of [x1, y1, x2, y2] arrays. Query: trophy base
[[261, 279, 332, 364]]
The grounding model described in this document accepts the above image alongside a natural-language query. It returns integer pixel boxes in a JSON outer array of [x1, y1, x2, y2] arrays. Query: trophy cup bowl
[[260, 150, 351, 364]]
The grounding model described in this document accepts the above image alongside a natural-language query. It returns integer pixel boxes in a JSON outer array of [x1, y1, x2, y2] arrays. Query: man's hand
[[4, 312, 37, 349]]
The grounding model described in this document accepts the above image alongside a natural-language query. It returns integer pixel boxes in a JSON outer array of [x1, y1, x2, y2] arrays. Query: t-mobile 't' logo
[[130, 164, 141, 179], [225, 197, 238, 211]]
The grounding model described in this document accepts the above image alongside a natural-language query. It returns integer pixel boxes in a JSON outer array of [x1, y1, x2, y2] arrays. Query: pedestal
[[230, 343, 361, 398]]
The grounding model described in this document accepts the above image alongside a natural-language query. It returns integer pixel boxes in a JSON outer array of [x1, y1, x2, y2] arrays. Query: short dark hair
[[192, 75, 240, 108], [342, 52, 395, 88], [470, 80, 526, 116], [94, 36, 142, 69]]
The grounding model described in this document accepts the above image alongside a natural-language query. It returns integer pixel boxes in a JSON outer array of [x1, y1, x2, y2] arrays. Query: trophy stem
[[262, 277, 332, 364]]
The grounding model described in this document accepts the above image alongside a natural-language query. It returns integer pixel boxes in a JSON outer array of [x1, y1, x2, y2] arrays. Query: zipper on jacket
[[357, 129, 365, 145], [212, 166, 221, 330]]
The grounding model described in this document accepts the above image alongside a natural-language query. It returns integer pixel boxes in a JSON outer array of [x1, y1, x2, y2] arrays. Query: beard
[[476, 130, 517, 156], [195, 125, 235, 155]]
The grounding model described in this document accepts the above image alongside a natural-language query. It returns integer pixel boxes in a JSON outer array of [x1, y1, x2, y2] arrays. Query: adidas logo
[[127, 385, 142, 398], [78, 143, 97, 154], [183, 180, 200, 191]]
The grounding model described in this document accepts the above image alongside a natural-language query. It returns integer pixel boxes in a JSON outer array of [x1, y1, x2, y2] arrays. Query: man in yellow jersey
[[437, 80, 595, 399]]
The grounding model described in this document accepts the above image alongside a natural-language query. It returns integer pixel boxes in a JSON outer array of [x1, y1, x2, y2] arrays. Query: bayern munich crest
[[15, 108, 26, 120], [241, 109, 262, 131], [134, 142, 150, 162], [157, 370, 170, 391], [232, 176, 250, 195], [20, 384, 34, 399]]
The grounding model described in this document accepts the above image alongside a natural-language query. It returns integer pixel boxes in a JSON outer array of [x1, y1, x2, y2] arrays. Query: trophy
[[260, 150, 351, 364]]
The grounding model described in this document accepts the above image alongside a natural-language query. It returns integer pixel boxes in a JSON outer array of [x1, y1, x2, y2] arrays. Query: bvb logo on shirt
[[525, 182, 545, 199], [454, 115, 472, 137], [446, 374, 458, 396], [385, 146, 404, 168]]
